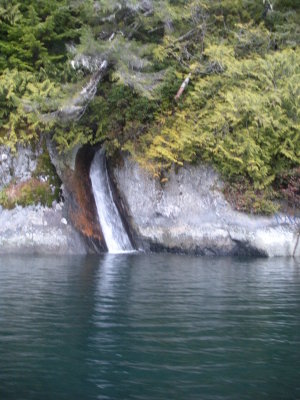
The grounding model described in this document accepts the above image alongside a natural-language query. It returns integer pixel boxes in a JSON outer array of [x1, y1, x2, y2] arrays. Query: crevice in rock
[[106, 155, 138, 250]]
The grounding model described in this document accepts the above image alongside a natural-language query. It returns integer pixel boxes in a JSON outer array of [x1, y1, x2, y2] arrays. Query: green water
[[0, 254, 299, 400]]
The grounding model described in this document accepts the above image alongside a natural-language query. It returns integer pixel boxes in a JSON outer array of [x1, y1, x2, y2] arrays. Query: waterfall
[[90, 149, 134, 253]]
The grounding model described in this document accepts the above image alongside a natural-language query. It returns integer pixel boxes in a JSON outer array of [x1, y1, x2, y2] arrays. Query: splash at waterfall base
[[0, 144, 299, 257]]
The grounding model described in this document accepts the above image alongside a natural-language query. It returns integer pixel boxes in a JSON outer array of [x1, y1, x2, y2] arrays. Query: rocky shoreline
[[0, 144, 299, 257], [0, 203, 85, 255], [112, 155, 300, 258]]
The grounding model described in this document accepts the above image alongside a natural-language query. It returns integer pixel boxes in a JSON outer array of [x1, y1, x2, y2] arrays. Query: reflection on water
[[0, 254, 299, 400]]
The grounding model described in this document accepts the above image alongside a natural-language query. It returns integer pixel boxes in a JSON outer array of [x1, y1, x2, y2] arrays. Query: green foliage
[[52, 122, 93, 154], [127, 44, 300, 212], [50, 77, 160, 155], [0, 0, 82, 75], [0, 69, 61, 150], [0, 0, 83, 151], [0, 0, 299, 213]]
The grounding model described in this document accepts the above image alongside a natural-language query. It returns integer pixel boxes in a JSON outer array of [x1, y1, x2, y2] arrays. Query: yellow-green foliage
[[0, 0, 82, 151], [0, 0, 299, 214], [127, 46, 300, 193], [0, 69, 60, 151], [52, 123, 93, 154]]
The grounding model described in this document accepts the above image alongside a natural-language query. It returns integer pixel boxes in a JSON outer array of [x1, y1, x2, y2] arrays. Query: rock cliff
[[0, 145, 299, 257], [112, 155, 300, 257], [47, 143, 106, 253], [0, 204, 85, 255], [0, 144, 85, 254]]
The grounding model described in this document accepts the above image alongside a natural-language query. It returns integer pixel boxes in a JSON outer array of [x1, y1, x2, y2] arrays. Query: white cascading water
[[90, 148, 134, 253]]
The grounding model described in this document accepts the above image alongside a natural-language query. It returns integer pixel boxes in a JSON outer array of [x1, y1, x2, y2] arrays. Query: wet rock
[[112, 155, 300, 257], [48, 142, 106, 253], [0, 205, 85, 255]]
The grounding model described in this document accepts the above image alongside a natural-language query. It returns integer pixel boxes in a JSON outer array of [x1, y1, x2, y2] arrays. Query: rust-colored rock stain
[[62, 146, 106, 252]]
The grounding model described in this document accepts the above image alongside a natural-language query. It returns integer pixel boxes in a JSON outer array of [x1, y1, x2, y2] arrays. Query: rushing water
[[90, 149, 133, 253], [0, 254, 299, 400]]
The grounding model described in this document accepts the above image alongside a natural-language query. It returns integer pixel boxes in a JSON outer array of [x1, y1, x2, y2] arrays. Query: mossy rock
[[0, 178, 58, 209]]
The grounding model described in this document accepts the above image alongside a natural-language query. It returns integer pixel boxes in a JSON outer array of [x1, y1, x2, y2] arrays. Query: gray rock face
[[112, 156, 300, 257], [46, 139, 80, 179], [0, 144, 88, 255], [0, 145, 42, 190], [0, 204, 86, 255]]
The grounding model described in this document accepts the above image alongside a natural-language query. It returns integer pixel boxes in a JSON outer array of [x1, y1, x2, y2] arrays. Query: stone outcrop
[[0, 204, 85, 255], [112, 155, 300, 257], [0, 145, 42, 190], [0, 144, 86, 254], [0, 143, 103, 255], [47, 143, 106, 253], [0, 143, 299, 257]]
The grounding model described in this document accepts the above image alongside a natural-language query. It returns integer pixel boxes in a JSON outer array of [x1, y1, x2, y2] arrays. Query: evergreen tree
[[0, 0, 299, 212]]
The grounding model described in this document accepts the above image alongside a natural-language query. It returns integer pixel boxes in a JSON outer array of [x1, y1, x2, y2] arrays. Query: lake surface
[[0, 254, 299, 400]]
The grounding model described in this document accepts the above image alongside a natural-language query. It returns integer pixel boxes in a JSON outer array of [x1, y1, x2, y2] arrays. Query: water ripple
[[0, 254, 299, 400]]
